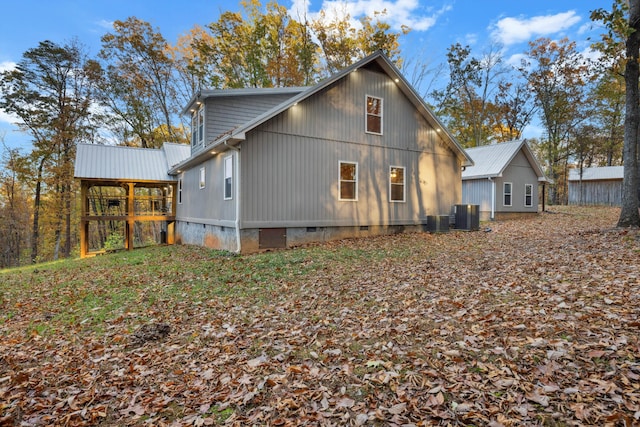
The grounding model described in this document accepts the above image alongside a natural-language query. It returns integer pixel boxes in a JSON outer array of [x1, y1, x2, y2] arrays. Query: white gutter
[[488, 177, 495, 220], [224, 141, 241, 253]]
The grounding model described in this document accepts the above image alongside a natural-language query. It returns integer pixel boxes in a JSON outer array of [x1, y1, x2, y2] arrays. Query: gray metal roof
[[462, 140, 548, 182], [182, 87, 308, 115], [568, 166, 623, 181], [170, 51, 473, 174], [74, 143, 190, 182]]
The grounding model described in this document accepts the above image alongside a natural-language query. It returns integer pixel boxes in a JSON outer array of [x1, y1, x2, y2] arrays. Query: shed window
[[178, 177, 183, 204], [365, 95, 382, 134], [503, 182, 512, 206], [524, 184, 533, 207], [389, 166, 405, 202], [199, 167, 206, 189], [191, 104, 204, 148], [224, 155, 233, 200], [339, 161, 358, 201]]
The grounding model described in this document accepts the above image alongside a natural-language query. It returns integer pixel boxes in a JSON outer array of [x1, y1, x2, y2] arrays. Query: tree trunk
[[618, 0, 640, 227], [65, 183, 72, 257], [30, 158, 45, 264]]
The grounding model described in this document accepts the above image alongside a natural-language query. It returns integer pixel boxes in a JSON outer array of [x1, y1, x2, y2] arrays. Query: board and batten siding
[[176, 154, 236, 226], [462, 180, 493, 212], [499, 150, 539, 212], [568, 180, 622, 206], [204, 94, 296, 144], [239, 68, 461, 228]]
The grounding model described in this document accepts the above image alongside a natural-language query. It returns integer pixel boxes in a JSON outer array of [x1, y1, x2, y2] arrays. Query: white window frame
[[524, 183, 533, 207], [365, 95, 383, 135], [503, 182, 512, 206], [224, 155, 233, 200], [178, 176, 183, 204], [191, 104, 204, 148], [199, 167, 206, 189], [389, 165, 406, 203], [339, 161, 358, 201]]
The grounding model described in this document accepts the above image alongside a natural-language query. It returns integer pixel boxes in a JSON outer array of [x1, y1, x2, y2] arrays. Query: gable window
[[339, 161, 358, 201], [224, 155, 233, 200], [365, 95, 382, 135], [524, 184, 533, 207], [503, 182, 512, 206], [389, 166, 405, 202], [178, 177, 183, 204], [199, 167, 206, 189], [191, 104, 204, 148]]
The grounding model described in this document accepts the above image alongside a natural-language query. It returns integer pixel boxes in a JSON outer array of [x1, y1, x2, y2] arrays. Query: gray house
[[462, 140, 548, 221], [568, 166, 623, 206], [171, 51, 472, 252], [75, 51, 473, 255]]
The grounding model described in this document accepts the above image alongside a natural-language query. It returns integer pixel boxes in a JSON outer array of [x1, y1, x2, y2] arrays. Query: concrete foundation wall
[[176, 220, 426, 253], [175, 221, 238, 252]]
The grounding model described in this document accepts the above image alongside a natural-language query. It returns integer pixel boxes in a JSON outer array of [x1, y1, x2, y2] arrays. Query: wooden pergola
[[79, 179, 177, 258]]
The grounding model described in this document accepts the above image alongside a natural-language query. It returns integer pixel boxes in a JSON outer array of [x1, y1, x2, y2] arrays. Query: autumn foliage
[[1, 206, 638, 426]]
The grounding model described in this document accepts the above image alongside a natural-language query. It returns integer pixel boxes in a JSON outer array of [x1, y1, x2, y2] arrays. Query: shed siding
[[462, 179, 493, 212], [240, 68, 460, 228], [568, 180, 622, 206], [499, 150, 539, 213], [461, 150, 541, 218]]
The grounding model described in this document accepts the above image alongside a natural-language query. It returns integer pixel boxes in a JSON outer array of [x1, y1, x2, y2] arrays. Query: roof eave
[[168, 134, 246, 175]]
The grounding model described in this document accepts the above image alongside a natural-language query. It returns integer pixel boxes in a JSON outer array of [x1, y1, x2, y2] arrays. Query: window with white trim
[[365, 95, 382, 134], [199, 167, 206, 189], [503, 182, 512, 206], [339, 161, 358, 201], [224, 155, 233, 200], [191, 104, 204, 148], [524, 184, 533, 207], [178, 177, 183, 204], [389, 166, 405, 202]]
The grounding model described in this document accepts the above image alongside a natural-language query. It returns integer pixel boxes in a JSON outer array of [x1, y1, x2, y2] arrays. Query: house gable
[[170, 51, 472, 175]]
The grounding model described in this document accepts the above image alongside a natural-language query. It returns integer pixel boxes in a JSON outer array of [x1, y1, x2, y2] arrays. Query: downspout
[[488, 177, 495, 220], [225, 141, 241, 253]]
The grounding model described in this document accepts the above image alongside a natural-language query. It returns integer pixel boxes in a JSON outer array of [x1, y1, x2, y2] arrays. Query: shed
[[568, 166, 623, 206], [462, 140, 549, 221]]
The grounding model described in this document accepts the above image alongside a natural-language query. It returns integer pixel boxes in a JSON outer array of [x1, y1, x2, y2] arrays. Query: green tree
[[432, 43, 507, 147], [0, 39, 95, 261], [590, 73, 624, 166], [520, 37, 593, 204], [592, 0, 640, 227], [96, 17, 185, 147], [491, 79, 536, 142], [312, 7, 408, 75], [0, 141, 31, 268]]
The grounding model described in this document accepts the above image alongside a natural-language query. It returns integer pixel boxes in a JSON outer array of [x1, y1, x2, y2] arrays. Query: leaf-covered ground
[[1, 206, 639, 426]]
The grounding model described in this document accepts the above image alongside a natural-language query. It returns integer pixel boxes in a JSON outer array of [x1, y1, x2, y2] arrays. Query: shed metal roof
[[74, 143, 190, 182], [568, 166, 623, 181], [462, 140, 548, 182]]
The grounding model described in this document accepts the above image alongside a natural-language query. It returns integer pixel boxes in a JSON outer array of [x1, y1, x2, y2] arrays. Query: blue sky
[[0, 0, 609, 151]]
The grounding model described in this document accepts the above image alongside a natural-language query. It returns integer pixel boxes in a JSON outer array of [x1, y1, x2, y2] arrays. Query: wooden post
[[80, 181, 88, 258], [127, 182, 135, 251]]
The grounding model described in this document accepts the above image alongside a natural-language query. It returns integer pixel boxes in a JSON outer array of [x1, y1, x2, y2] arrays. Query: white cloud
[[96, 19, 114, 31], [289, 0, 451, 33], [491, 11, 581, 46], [505, 52, 527, 69], [0, 61, 20, 125], [0, 60, 16, 73]]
